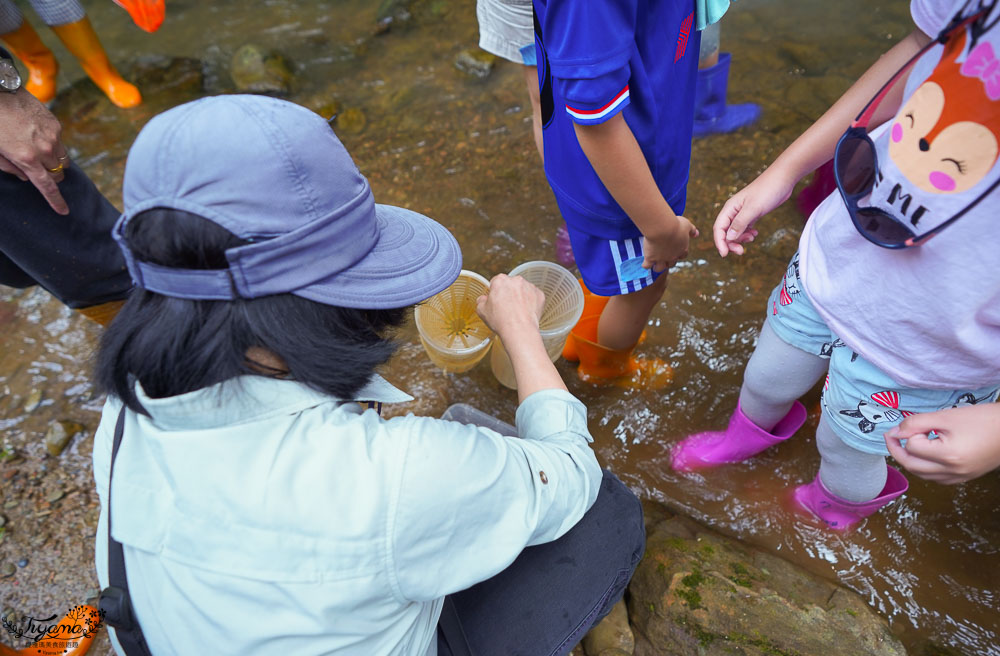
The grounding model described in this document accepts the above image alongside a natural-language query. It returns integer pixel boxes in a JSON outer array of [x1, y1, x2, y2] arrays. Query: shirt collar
[[134, 373, 413, 431]]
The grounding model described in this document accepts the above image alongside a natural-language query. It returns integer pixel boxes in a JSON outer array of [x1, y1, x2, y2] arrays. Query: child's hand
[[884, 404, 1000, 485], [713, 168, 795, 257], [642, 215, 699, 272], [475, 274, 545, 338]]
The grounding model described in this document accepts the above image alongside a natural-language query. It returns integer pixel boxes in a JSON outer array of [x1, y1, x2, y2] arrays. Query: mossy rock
[[628, 515, 907, 656], [454, 49, 496, 79]]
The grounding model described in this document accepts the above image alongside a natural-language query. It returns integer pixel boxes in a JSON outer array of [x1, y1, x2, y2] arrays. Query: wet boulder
[[230, 44, 294, 95], [628, 514, 907, 656]]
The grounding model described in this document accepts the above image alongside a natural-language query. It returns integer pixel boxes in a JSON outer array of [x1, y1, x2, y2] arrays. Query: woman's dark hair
[[96, 208, 407, 413]]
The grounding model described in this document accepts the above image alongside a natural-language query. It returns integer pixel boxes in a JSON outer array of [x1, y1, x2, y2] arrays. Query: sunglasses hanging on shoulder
[[833, 5, 999, 248]]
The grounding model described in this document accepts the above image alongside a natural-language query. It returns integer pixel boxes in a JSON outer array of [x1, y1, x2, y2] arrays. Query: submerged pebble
[[22, 388, 43, 413], [454, 49, 495, 78], [230, 44, 294, 95], [45, 421, 84, 457], [336, 108, 367, 135]]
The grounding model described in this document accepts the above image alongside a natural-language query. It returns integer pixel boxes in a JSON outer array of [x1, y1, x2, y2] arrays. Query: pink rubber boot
[[671, 400, 807, 472], [792, 466, 908, 531]]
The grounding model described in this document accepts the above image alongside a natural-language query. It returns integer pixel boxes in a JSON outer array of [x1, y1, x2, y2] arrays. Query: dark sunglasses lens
[[856, 207, 916, 245], [836, 135, 877, 196]]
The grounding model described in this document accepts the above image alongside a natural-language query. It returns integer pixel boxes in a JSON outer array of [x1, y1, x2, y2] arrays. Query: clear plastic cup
[[490, 261, 585, 389], [414, 270, 493, 374]]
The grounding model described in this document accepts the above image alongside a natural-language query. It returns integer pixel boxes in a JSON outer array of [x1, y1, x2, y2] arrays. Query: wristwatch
[[0, 51, 21, 94]]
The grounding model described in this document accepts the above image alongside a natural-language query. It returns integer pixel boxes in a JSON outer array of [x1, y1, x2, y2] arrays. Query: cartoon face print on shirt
[[889, 29, 1000, 194]]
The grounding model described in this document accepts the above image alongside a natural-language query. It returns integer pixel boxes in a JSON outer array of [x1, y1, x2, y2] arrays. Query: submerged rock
[[376, 0, 414, 31], [336, 108, 367, 135], [455, 49, 496, 79], [628, 513, 906, 656], [302, 93, 342, 122], [130, 55, 205, 97], [23, 388, 43, 413], [44, 420, 85, 457], [230, 44, 294, 95]]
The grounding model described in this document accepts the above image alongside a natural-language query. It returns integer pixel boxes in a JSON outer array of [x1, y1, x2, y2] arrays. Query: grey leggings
[[740, 321, 888, 502], [0, 0, 85, 34]]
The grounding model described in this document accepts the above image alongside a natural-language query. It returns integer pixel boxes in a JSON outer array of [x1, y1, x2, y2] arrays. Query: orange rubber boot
[[570, 315, 673, 390], [113, 0, 166, 33], [8, 604, 100, 655], [51, 17, 140, 108], [562, 279, 610, 361], [1, 20, 58, 103], [561, 279, 647, 360]]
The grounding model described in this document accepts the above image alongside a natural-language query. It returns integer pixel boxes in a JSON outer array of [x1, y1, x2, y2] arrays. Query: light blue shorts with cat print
[[765, 252, 999, 455]]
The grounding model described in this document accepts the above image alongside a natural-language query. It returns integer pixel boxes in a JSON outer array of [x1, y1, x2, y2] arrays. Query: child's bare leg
[[698, 22, 720, 69], [522, 64, 543, 161], [597, 274, 668, 351]]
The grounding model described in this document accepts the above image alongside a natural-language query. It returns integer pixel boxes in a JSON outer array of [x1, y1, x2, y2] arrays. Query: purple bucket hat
[[113, 95, 462, 309]]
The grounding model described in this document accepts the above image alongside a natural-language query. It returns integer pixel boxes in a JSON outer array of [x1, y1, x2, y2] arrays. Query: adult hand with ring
[[0, 87, 71, 215], [47, 156, 68, 175]]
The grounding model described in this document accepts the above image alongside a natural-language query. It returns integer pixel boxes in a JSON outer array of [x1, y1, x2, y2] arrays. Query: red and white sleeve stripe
[[565, 85, 630, 122]]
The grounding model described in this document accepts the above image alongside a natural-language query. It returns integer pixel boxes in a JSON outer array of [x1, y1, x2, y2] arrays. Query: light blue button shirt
[[93, 375, 601, 655]]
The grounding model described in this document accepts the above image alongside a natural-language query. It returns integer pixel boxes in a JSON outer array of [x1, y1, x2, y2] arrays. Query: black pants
[[0, 165, 131, 308], [436, 406, 646, 656]]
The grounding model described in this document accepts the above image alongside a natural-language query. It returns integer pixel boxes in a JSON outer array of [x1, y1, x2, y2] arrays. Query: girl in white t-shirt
[[671, 0, 1000, 530]]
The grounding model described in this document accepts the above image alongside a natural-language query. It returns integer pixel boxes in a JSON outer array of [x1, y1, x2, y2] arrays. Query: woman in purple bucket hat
[[91, 94, 644, 656]]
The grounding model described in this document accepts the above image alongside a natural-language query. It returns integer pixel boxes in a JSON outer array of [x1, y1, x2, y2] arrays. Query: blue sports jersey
[[533, 0, 700, 239]]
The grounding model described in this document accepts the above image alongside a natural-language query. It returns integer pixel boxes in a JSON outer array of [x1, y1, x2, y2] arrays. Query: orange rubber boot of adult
[[113, 0, 166, 33], [51, 17, 141, 108], [9, 604, 100, 655], [570, 315, 673, 390], [562, 279, 610, 361], [1, 20, 58, 103]]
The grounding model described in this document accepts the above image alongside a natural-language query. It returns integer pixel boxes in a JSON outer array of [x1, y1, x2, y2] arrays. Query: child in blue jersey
[[533, 0, 719, 379]]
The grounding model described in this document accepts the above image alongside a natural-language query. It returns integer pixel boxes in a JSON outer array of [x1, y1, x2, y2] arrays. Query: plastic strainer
[[414, 270, 493, 373], [490, 261, 585, 389]]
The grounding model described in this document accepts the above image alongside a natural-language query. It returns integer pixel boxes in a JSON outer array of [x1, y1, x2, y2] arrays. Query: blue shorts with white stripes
[[563, 223, 663, 296]]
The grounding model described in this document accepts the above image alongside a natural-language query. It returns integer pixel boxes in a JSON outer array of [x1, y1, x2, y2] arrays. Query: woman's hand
[[713, 166, 794, 257], [476, 273, 544, 338], [477, 274, 566, 401], [884, 404, 1000, 485]]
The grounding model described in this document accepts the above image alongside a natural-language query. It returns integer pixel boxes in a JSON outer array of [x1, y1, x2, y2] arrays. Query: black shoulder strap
[[97, 408, 154, 656], [437, 596, 474, 656]]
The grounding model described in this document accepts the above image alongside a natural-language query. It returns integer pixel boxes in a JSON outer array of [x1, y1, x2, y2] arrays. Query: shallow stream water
[[1, 0, 997, 653]]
